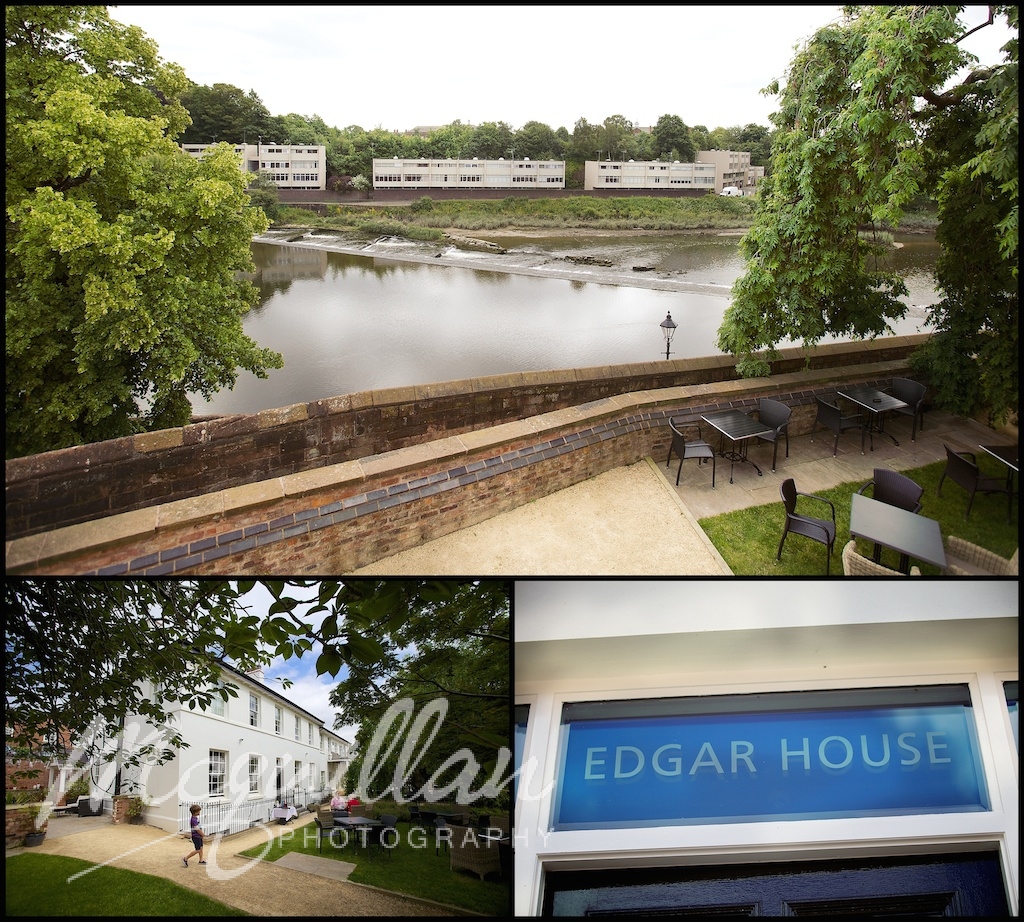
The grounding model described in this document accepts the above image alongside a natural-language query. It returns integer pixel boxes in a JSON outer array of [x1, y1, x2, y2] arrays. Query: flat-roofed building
[[372, 157, 565, 191], [584, 159, 718, 192], [697, 149, 757, 193], [180, 142, 326, 190]]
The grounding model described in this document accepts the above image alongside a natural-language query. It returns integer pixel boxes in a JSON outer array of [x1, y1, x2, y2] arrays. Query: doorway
[[542, 851, 1008, 916]]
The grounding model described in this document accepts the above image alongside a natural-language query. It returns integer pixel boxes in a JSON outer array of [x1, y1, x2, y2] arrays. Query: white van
[[719, 186, 743, 197]]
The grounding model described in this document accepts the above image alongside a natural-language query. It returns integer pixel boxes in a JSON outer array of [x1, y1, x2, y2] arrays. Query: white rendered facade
[[373, 157, 565, 190], [584, 159, 718, 191], [114, 664, 350, 833], [180, 142, 326, 189], [515, 581, 1019, 916], [696, 148, 757, 193]]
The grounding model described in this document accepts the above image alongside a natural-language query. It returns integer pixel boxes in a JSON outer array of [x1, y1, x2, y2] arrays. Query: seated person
[[329, 791, 346, 810], [346, 794, 361, 810]]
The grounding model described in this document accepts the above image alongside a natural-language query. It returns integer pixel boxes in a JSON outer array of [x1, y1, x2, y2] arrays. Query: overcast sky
[[109, 5, 1012, 135]]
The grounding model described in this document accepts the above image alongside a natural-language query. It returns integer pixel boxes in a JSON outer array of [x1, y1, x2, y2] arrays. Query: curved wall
[[5, 337, 927, 543]]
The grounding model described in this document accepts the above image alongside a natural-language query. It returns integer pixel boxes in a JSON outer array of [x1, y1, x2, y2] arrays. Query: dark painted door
[[543, 852, 1009, 916]]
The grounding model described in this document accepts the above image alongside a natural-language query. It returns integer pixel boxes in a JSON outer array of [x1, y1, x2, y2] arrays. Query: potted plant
[[125, 796, 147, 824], [23, 804, 48, 846]]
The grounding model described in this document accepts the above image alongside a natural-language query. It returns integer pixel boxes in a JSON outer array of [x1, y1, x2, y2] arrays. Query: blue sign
[[555, 701, 989, 829]]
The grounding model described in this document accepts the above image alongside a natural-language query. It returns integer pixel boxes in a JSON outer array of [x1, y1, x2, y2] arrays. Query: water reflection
[[190, 234, 942, 417]]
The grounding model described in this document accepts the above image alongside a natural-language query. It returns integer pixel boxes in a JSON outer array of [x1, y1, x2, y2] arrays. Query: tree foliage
[[718, 6, 1018, 422], [5, 6, 283, 457], [5, 579, 510, 803], [328, 581, 510, 801]]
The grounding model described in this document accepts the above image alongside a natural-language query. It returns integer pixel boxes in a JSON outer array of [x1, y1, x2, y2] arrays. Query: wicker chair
[[842, 540, 921, 576], [938, 444, 1014, 524], [888, 377, 927, 441], [666, 418, 716, 488], [811, 397, 862, 456], [776, 478, 837, 575], [942, 537, 1019, 576], [450, 826, 503, 881], [753, 397, 792, 472]]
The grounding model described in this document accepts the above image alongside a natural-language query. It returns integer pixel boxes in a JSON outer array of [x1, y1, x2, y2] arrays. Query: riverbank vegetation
[[275, 194, 759, 237]]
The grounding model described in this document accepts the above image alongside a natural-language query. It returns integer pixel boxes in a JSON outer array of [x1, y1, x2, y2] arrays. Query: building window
[[294, 716, 301, 741], [209, 750, 226, 797], [210, 685, 225, 717], [249, 693, 259, 728], [275, 706, 282, 735], [292, 173, 318, 182], [308, 724, 313, 745], [249, 755, 260, 793]]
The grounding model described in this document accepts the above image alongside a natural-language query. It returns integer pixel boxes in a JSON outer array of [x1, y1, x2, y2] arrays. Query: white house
[[515, 580, 1018, 915], [80, 662, 353, 835]]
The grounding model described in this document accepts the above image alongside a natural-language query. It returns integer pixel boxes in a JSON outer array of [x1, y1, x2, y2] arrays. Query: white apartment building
[[180, 142, 327, 190], [584, 159, 718, 191], [515, 580, 1018, 916], [81, 662, 352, 834], [373, 157, 565, 190], [697, 149, 758, 193]]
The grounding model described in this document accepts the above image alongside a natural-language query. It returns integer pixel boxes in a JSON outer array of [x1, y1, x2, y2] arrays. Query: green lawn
[[699, 459, 1018, 575], [239, 821, 509, 916], [5, 853, 247, 916]]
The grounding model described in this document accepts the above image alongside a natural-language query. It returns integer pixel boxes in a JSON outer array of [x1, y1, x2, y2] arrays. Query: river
[[188, 230, 942, 417]]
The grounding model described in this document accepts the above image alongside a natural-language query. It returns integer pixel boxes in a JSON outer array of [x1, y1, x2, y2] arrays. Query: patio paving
[[351, 409, 1015, 575]]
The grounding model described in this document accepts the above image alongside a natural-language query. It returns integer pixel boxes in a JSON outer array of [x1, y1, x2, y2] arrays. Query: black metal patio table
[[849, 492, 947, 573], [836, 384, 908, 453], [699, 409, 775, 483]]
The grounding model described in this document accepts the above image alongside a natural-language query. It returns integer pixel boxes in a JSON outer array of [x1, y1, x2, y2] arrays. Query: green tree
[[717, 5, 1018, 424], [5, 579, 510, 802], [652, 113, 695, 162], [513, 120, 563, 160], [329, 581, 510, 799], [180, 82, 273, 143], [466, 120, 514, 160], [245, 169, 282, 222], [6, 6, 283, 456]]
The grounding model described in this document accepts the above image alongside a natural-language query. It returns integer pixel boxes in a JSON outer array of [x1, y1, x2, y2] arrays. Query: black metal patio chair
[[754, 397, 792, 472], [937, 444, 1013, 524], [811, 396, 862, 457], [666, 418, 716, 487], [888, 377, 927, 441], [776, 478, 837, 575], [857, 468, 925, 570]]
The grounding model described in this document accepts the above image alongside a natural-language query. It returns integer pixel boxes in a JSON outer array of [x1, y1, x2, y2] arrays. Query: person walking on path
[[182, 804, 206, 867]]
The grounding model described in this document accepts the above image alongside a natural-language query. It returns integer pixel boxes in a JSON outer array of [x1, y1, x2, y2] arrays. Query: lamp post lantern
[[660, 311, 678, 360]]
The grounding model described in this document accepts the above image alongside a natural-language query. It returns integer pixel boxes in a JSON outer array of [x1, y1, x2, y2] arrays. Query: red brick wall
[[5, 338, 926, 542]]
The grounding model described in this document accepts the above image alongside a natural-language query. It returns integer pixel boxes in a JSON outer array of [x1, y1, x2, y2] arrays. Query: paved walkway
[[7, 814, 463, 916], [352, 409, 1015, 575]]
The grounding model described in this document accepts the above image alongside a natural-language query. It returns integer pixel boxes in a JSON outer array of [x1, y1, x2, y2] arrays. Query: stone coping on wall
[[5, 359, 912, 575]]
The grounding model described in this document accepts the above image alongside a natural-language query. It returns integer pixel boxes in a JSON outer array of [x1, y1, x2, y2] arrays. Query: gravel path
[[11, 815, 460, 916]]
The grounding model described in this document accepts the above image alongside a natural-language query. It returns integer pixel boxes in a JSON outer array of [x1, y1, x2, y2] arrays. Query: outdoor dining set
[[666, 376, 1018, 577]]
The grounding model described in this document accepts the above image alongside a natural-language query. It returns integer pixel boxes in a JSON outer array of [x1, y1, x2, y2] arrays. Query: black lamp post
[[660, 311, 678, 360]]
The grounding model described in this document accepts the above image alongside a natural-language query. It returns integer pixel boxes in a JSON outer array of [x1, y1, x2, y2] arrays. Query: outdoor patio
[[351, 407, 1017, 575]]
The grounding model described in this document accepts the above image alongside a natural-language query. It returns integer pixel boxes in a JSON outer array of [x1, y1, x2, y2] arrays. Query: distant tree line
[[179, 82, 774, 189]]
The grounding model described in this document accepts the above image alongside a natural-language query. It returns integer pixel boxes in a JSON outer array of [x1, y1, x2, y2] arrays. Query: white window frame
[[209, 750, 226, 797], [249, 755, 260, 794], [249, 693, 259, 728], [275, 705, 282, 735]]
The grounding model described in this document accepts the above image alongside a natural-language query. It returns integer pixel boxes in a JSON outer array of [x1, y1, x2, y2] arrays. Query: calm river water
[[189, 232, 942, 417]]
